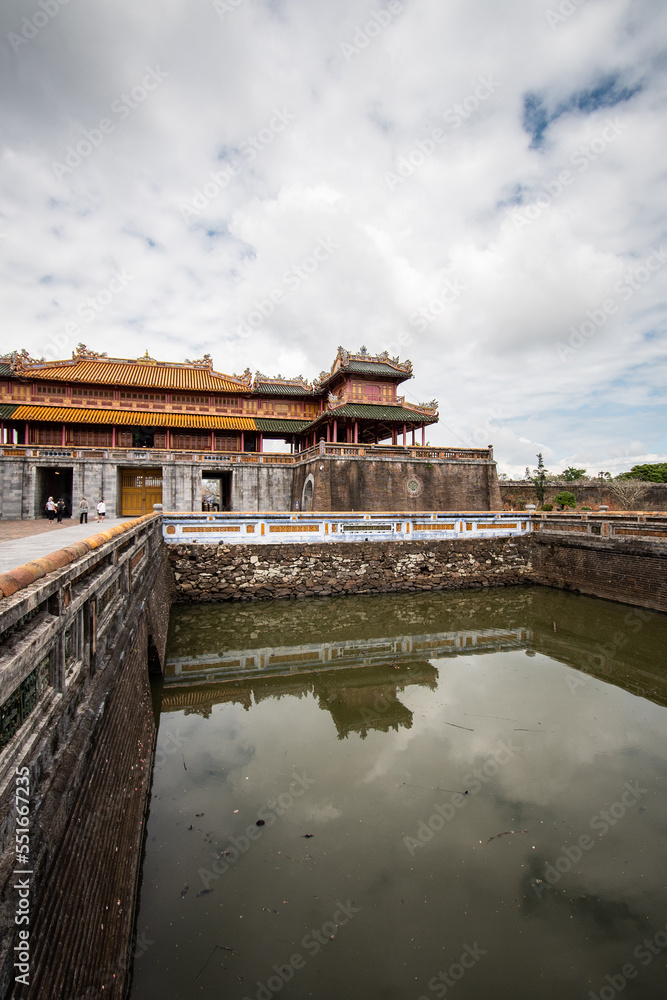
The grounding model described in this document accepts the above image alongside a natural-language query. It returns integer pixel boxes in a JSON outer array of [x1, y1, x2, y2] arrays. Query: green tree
[[561, 466, 586, 481], [527, 453, 549, 505], [552, 491, 577, 509], [617, 463, 667, 482]]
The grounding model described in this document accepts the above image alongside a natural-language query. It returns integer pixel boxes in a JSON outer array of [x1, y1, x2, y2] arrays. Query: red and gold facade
[[0, 346, 438, 453]]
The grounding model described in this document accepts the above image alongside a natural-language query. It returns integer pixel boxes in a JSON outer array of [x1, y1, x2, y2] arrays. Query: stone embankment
[[169, 537, 533, 601]]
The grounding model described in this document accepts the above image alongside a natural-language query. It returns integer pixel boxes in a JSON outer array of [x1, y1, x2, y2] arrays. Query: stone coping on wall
[[0, 512, 160, 601]]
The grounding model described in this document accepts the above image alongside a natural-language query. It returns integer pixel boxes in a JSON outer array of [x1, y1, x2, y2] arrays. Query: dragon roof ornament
[[232, 367, 253, 387], [3, 349, 47, 373], [72, 343, 109, 361], [183, 353, 214, 369], [253, 371, 314, 391]]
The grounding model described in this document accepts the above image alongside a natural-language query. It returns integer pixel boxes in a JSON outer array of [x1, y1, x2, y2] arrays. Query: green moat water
[[131, 586, 667, 1000]]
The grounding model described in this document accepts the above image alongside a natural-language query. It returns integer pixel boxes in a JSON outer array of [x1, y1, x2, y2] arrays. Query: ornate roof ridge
[[253, 371, 314, 390], [314, 346, 413, 386], [7, 347, 245, 386]]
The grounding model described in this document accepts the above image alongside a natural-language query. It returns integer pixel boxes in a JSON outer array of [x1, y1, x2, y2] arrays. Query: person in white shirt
[[45, 497, 56, 523], [97, 499, 106, 522]]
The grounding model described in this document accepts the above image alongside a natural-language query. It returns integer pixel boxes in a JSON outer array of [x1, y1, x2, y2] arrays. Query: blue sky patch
[[522, 75, 642, 148]]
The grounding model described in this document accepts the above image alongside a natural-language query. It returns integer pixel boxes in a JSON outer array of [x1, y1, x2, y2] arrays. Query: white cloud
[[1, 0, 665, 476]]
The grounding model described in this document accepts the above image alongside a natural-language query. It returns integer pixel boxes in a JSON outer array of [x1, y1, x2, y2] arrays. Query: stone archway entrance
[[302, 475, 314, 511]]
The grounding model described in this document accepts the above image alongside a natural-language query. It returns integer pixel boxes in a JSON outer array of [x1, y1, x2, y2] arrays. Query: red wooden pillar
[[164, 427, 169, 450], [333, 419, 337, 443], [411, 428, 415, 445], [326, 423, 330, 443], [354, 420, 358, 444], [240, 431, 245, 452], [112, 426, 117, 448], [211, 430, 215, 452], [258, 433, 263, 453], [403, 423, 407, 446], [421, 425, 425, 446], [392, 428, 397, 445], [25, 422, 29, 446]]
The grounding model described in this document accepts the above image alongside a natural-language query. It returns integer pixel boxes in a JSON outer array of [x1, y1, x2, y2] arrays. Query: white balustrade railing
[[162, 511, 530, 544]]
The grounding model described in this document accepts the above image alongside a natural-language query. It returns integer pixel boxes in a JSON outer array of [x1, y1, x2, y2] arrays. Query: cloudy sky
[[1, 0, 666, 476]]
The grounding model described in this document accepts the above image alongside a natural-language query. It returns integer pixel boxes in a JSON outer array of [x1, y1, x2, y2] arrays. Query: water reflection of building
[[160, 662, 437, 738], [164, 627, 529, 682], [160, 627, 528, 737]]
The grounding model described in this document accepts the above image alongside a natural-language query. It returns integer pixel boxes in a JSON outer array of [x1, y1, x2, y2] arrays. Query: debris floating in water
[[486, 829, 528, 844]]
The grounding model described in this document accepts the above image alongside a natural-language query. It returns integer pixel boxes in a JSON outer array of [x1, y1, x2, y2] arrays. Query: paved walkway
[[0, 518, 134, 573]]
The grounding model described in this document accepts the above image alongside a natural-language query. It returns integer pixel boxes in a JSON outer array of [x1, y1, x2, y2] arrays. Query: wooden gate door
[[121, 470, 163, 516]]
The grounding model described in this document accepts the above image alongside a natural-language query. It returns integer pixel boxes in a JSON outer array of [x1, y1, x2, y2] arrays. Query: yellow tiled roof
[[11, 405, 256, 430], [19, 358, 243, 392]]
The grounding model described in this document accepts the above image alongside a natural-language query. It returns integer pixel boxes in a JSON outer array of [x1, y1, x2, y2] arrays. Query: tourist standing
[[45, 497, 56, 523], [79, 497, 89, 524], [97, 499, 106, 522], [56, 498, 66, 523]]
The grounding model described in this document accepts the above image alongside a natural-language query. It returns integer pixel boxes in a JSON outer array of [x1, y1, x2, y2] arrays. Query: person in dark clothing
[[79, 497, 89, 524], [56, 499, 66, 523]]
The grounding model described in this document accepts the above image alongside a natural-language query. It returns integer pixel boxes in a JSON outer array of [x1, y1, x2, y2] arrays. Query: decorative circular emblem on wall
[[406, 477, 422, 496]]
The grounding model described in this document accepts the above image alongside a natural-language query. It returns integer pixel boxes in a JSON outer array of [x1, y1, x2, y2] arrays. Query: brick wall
[[0, 522, 172, 1000], [529, 532, 667, 613], [292, 456, 502, 512]]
